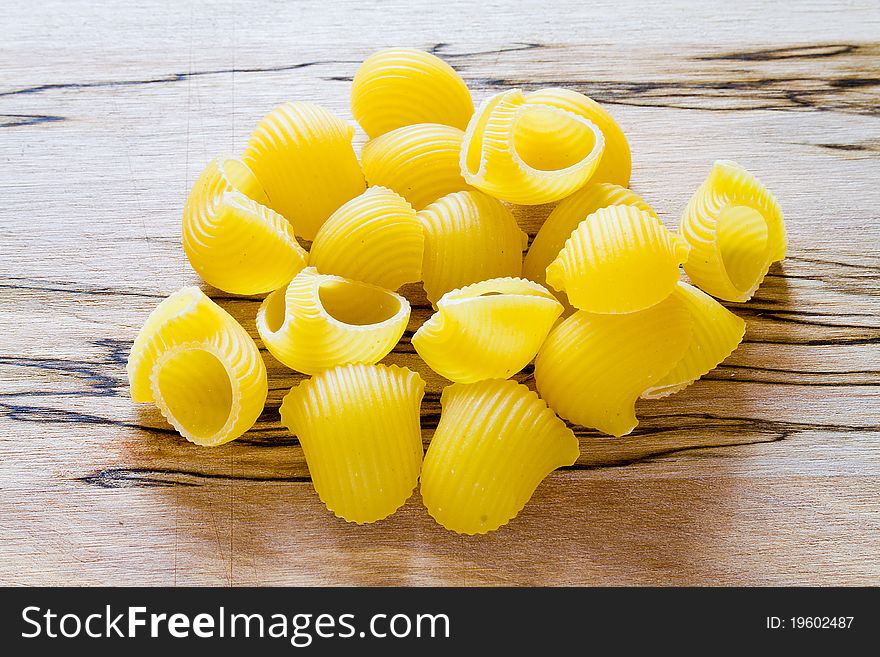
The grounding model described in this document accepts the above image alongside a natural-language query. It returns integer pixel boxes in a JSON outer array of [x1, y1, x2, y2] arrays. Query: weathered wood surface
[[1, 0, 879, 585]]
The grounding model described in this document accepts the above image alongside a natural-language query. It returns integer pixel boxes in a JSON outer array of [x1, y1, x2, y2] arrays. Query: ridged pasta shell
[[127, 287, 268, 446], [420, 379, 579, 535], [642, 282, 746, 398], [524, 87, 632, 187], [256, 267, 410, 375], [680, 160, 786, 302], [412, 278, 562, 383], [351, 48, 473, 139], [545, 204, 690, 314], [280, 363, 425, 524], [460, 89, 605, 204], [242, 101, 366, 240], [182, 157, 308, 295], [523, 183, 655, 308], [535, 293, 692, 437], [361, 123, 471, 210], [417, 190, 528, 306], [309, 186, 423, 291]]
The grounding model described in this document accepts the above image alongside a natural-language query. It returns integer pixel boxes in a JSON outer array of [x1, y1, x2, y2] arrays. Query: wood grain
[[1, 0, 879, 586]]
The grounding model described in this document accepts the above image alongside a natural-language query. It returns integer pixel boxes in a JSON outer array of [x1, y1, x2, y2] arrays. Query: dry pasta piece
[[545, 204, 690, 314], [535, 293, 691, 437], [351, 48, 473, 139], [361, 123, 471, 210], [524, 87, 631, 186], [642, 282, 745, 398], [460, 89, 605, 204], [309, 186, 423, 291], [418, 190, 528, 306], [412, 278, 562, 383], [242, 101, 366, 240], [127, 287, 267, 446], [680, 160, 786, 302], [523, 183, 654, 305], [280, 364, 425, 524], [182, 157, 308, 295], [420, 379, 579, 535], [256, 267, 410, 375]]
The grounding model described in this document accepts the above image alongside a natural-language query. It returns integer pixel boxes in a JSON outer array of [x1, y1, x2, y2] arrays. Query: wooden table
[[2, 0, 878, 586]]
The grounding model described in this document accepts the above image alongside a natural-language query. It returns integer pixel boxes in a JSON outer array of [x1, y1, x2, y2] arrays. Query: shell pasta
[[523, 183, 655, 307], [351, 48, 473, 139], [256, 267, 410, 375], [309, 186, 423, 291], [418, 190, 528, 306], [182, 157, 308, 295], [535, 293, 692, 437], [461, 89, 605, 204], [412, 278, 562, 383], [154, 45, 779, 534], [545, 205, 690, 314], [127, 287, 268, 446], [524, 87, 631, 187], [361, 123, 472, 210], [420, 379, 579, 534], [243, 101, 366, 241], [642, 282, 746, 398], [680, 160, 786, 302], [280, 364, 425, 524]]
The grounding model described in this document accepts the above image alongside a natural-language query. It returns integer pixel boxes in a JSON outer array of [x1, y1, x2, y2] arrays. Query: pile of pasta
[[128, 48, 786, 534]]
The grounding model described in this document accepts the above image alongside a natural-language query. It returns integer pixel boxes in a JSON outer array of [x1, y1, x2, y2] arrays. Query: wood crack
[[0, 113, 65, 128]]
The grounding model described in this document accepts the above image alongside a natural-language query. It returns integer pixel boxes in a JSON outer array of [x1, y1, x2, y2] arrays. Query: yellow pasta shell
[[418, 190, 528, 306], [535, 293, 691, 437], [182, 157, 308, 295], [460, 89, 605, 204], [256, 267, 410, 375], [680, 160, 786, 302], [309, 186, 423, 290], [127, 287, 268, 446], [280, 363, 425, 524], [361, 123, 471, 210], [642, 282, 746, 399], [243, 101, 366, 240], [412, 278, 562, 383], [523, 183, 654, 305], [545, 204, 690, 314], [351, 48, 473, 139], [420, 379, 579, 535], [524, 87, 632, 186]]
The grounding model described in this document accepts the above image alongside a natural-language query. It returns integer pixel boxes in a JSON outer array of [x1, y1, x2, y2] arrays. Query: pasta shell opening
[[512, 105, 600, 173], [260, 285, 288, 334], [219, 158, 270, 207], [461, 89, 605, 205], [318, 279, 403, 326], [463, 93, 507, 177], [256, 268, 411, 375], [151, 346, 236, 446], [680, 160, 784, 302], [716, 204, 771, 295]]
